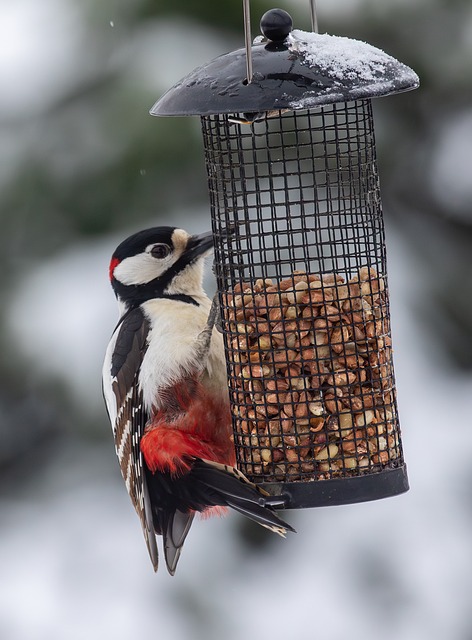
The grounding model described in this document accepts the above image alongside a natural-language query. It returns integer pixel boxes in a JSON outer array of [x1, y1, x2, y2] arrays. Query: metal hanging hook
[[310, 0, 319, 33], [243, 0, 253, 83]]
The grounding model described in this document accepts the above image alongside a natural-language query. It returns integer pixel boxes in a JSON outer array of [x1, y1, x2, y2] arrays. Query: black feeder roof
[[150, 28, 419, 117]]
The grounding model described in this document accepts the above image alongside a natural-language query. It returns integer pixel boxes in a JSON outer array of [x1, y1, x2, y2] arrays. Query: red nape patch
[[109, 257, 120, 281]]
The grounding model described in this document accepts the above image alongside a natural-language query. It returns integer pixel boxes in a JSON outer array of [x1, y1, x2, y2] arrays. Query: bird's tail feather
[[143, 482, 160, 572], [191, 459, 296, 537], [161, 510, 195, 576], [148, 458, 295, 575]]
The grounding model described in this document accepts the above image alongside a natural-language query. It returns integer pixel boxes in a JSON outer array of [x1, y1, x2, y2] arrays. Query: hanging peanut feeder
[[150, 3, 419, 508]]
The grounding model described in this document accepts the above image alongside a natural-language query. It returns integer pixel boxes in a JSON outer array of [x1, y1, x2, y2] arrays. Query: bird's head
[[109, 226, 214, 309]]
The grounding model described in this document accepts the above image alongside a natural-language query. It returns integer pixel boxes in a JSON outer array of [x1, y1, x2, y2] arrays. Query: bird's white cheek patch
[[114, 253, 167, 285], [165, 261, 204, 296]]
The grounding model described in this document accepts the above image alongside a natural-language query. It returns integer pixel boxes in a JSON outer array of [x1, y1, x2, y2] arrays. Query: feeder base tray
[[260, 465, 409, 509]]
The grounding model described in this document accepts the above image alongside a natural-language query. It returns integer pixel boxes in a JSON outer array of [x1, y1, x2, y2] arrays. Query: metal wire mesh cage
[[150, 6, 419, 508], [202, 101, 406, 506]]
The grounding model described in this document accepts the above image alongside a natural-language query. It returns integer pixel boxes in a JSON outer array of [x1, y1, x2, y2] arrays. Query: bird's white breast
[[139, 297, 227, 412]]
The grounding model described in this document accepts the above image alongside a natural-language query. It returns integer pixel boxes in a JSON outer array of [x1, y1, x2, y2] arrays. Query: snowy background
[[1, 0, 472, 639]]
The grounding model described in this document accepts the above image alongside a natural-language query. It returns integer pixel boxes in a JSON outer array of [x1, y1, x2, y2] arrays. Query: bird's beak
[[186, 231, 214, 260]]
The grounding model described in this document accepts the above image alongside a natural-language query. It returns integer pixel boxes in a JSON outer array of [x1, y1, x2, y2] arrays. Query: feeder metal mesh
[[202, 99, 404, 488]]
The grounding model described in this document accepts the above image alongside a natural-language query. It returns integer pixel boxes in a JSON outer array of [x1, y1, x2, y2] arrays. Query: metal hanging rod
[[243, 0, 253, 84], [310, 0, 319, 33]]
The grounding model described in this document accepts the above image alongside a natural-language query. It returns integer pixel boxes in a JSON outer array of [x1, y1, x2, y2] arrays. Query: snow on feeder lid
[[150, 10, 418, 117], [150, 4, 419, 509]]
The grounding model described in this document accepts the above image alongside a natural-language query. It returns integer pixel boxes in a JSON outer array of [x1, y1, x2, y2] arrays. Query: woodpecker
[[103, 226, 294, 574]]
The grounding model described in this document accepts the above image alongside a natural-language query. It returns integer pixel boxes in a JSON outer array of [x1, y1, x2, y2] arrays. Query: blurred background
[[1, 0, 471, 638]]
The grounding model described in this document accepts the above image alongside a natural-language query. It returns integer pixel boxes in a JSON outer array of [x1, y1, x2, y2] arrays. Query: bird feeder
[[150, 3, 419, 509]]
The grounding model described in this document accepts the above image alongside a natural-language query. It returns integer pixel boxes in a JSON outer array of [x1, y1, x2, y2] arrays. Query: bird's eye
[[151, 243, 171, 260]]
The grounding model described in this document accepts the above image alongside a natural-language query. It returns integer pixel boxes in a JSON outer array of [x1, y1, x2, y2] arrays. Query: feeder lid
[[151, 26, 419, 117]]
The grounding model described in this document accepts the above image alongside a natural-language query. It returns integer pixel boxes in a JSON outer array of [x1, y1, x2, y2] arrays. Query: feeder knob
[[260, 8, 293, 43]]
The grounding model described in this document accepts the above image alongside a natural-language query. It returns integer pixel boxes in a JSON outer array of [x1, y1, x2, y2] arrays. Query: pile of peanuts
[[223, 267, 401, 481]]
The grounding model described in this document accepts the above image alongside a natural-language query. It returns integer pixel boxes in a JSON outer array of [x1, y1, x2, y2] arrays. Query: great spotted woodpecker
[[103, 226, 294, 574]]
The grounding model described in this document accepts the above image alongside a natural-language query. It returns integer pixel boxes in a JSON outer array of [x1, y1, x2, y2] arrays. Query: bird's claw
[[193, 292, 223, 364]]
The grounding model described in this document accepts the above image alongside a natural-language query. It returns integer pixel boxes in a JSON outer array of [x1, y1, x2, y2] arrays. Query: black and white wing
[[102, 307, 159, 570]]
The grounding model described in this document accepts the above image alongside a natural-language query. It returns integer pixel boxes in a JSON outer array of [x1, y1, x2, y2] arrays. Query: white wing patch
[[116, 418, 131, 463]]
